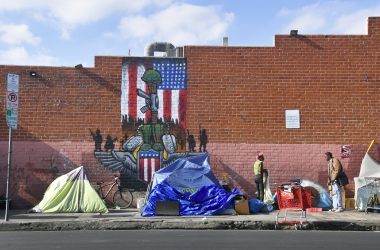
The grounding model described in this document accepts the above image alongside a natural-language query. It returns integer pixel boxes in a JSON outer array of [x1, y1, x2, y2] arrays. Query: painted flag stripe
[[151, 159, 155, 180], [171, 90, 179, 122], [158, 90, 164, 119], [137, 65, 146, 121], [143, 158, 148, 181], [179, 90, 187, 130], [121, 65, 128, 117], [163, 90, 172, 121], [128, 63, 138, 119]]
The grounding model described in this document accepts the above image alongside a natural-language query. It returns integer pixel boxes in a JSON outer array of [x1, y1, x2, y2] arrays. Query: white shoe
[[334, 208, 344, 213]]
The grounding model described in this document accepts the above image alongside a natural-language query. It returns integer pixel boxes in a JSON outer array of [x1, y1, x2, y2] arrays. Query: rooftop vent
[[144, 42, 176, 57]]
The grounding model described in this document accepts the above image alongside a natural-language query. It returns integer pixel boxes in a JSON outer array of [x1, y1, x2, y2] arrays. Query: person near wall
[[325, 151, 344, 212], [253, 152, 265, 201]]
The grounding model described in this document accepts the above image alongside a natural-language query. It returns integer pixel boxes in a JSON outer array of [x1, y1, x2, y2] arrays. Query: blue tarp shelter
[[151, 153, 220, 193], [142, 153, 242, 216]]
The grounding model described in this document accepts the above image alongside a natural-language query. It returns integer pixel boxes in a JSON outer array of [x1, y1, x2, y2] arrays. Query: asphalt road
[[0, 230, 379, 250]]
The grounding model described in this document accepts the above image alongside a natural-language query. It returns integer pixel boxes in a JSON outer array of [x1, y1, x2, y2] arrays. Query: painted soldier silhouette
[[187, 129, 196, 152]]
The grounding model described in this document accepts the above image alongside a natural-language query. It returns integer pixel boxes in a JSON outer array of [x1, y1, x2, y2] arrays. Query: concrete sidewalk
[[1, 209, 380, 231]]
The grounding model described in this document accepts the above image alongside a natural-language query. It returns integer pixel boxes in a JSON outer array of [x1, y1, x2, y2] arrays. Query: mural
[[93, 58, 202, 184]]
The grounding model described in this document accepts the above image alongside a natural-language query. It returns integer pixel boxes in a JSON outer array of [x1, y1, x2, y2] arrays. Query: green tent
[[32, 166, 108, 213]]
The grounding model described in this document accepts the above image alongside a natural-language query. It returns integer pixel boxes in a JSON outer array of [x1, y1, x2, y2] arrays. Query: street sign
[[6, 74, 19, 129]]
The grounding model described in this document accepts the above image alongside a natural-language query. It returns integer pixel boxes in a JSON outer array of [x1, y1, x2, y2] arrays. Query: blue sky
[[1, 0, 380, 67]]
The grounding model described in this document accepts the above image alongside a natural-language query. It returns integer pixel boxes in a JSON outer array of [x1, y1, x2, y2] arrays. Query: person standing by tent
[[325, 152, 344, 212], [253, 152, 265, 201]]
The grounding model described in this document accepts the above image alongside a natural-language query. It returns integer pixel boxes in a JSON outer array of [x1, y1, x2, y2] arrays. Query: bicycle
[[96, 175, 134, 209]]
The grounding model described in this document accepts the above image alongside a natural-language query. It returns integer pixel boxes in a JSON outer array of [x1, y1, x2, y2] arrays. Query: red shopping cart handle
[[277, 182, 302, 189]]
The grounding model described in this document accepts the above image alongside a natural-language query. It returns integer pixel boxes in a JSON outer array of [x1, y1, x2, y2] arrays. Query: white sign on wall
[[285, 110, 300, 129], [6, 74, 19, 129]]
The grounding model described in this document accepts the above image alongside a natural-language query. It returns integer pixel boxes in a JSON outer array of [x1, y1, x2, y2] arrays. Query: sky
[[1, 0, 380, 67]]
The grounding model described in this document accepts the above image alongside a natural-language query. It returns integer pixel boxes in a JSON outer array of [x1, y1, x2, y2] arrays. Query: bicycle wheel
[[113, 189, 133, 208]]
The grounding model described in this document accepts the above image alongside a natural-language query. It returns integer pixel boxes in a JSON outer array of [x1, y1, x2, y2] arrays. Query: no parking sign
[[6, 74, 19, 129]]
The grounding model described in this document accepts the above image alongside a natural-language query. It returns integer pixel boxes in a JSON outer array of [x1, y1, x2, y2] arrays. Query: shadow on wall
[[211, 155, 255, 196], [80, 68, 121, 94], [297, 35, 323, 49], [0, 141, 150, 209], [0, 141, 79, 208]]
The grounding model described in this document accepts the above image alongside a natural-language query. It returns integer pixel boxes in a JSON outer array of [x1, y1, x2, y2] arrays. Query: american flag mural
[[138, 150, 161, 182], [121, 59, 187, 129]]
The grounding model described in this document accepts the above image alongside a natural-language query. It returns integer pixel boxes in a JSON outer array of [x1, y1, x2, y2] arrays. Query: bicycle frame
[[98, 179, 118, 200]]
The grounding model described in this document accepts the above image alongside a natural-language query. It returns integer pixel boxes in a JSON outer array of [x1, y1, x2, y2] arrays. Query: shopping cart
[[275, 182, 311, 229]]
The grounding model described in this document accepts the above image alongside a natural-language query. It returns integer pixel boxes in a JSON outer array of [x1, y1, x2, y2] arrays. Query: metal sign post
[[5, 128, 12, 221], [5, 73, 19, 222]]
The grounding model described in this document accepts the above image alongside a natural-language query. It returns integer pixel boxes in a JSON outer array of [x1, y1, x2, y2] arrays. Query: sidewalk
[[1, 209, 380, 231]]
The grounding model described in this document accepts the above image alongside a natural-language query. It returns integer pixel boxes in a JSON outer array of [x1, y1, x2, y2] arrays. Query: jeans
[[255, 175, 264, 201], [332, 181, 343, 209]]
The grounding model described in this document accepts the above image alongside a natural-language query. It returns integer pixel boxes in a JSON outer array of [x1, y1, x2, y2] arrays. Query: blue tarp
[[151, 153, 220, 193], [142, 153, 244, 216], [141, 181, 242, 216], [248, 198, 267, 214]]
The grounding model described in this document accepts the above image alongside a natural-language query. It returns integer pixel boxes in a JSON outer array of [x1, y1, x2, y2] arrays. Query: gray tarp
[[354, 153, 380, 210]]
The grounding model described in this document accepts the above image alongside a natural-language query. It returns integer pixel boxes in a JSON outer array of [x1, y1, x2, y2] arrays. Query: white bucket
[[136, 198, 145, 209]]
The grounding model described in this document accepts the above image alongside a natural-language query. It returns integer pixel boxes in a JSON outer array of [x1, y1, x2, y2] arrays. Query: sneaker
[[334, 208, 344, 213], [329, 208, 336, 212]]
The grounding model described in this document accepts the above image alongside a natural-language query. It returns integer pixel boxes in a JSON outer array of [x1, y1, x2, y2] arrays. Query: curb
[[1, 220, 380, 231]]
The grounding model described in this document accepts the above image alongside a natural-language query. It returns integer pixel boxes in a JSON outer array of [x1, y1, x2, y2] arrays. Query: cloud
[[0, 0, 174, 28], [0, 23, 40, 45], [283, 11, 326, 34], [334, 6, 380, 34], [118, 3, 234, 46], [279, 1, 380, 35], [0, 47, 58, 66]]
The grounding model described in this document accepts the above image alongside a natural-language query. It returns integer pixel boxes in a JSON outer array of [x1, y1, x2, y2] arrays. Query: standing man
[[325, 152, 344, 212], [254, 152, 265, 201]]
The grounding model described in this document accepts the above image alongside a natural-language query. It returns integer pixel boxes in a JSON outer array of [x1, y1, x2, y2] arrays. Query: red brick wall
[[183, 17, 380, 198], [0, 63, 125, 208], [1, 17, 380, 207]]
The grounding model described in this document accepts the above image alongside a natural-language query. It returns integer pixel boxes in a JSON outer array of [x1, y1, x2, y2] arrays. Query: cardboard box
[[234, 199, 250, 215], [342, 190, 346, 208], [345, 198, 356, 209]]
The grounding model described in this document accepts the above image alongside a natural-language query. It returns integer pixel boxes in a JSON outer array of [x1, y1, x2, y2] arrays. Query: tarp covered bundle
[[354, 153, 380, 210], [141, 181, 242, 216], [142, 153, 242, 216], [32, 166, 108, 213]]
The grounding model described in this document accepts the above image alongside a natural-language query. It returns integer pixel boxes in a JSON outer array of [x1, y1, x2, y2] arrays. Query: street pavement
[[1, 230, 379, 250], [1, 208, 380, 231]]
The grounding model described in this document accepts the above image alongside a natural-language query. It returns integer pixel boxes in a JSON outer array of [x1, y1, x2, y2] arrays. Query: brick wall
[[183, 17, 380, 197], [1, 17, 380, 208]]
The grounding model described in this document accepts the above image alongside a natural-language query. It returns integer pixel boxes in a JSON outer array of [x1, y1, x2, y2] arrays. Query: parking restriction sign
[[6, 74, 19, 129]]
